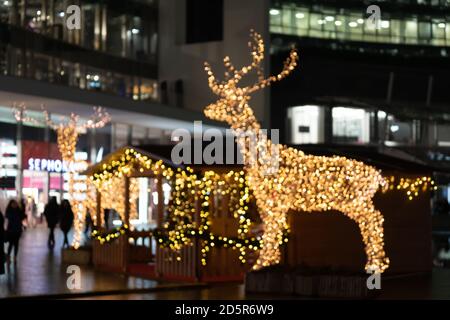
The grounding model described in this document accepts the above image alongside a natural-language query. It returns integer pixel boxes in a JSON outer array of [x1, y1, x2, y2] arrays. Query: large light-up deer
[[203, 30, 389, 273]]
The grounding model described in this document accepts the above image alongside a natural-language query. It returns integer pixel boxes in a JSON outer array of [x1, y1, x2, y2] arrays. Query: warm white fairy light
[[383, 175, 436, 200], [203, 30, 389, 273], [13, 104, 110, 248], [95, 176, 139, 225]]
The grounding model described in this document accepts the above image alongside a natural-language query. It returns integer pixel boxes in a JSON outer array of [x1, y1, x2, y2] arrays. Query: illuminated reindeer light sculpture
[[203, 30, 389, 273], [13, 105, 110, 248]]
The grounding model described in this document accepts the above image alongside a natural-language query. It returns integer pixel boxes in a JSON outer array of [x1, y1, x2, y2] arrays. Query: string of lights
[[382, 175, 437, 200], [91, 224, 129, 244]]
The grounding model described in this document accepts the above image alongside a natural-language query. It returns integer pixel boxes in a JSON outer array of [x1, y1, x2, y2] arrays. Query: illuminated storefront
[[0, 138, 89, 215]]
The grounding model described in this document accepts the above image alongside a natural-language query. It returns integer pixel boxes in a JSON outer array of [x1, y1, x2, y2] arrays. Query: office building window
[[332, 107, 370, 144], [287, 105, 325, 144], [269, 5, 450, 47]]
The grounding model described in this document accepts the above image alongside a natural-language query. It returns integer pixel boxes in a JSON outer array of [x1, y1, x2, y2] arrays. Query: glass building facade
[[287, 105, 450, 146], [0, 0, 159, 102], [270, 3, 450, 47]]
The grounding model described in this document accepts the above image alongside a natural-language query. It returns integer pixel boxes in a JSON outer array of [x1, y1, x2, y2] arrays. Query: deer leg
[[253, 203, 288, 270], [356, 202, 389, 273]]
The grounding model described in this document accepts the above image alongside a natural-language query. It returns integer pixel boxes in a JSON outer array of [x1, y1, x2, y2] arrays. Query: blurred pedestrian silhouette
[[84, 209, 93, 236], [44, 197, 59, 249], [104, 209, 110, 230], [59, 199, 74, 248], [5, 199, 26, 264], [25, 196, 37, 228]]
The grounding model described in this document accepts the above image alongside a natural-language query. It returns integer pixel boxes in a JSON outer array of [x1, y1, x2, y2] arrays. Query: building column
[[324, 106, 333, 144], [110, 123, 117, 151], [372, 110, 379, 144], [96, 191, 101, 228], [44, 116, 51, 201], [16, 111, 23, 200], [127, 124, 132, 145], [89, 128, 97, 164], [124, 177, 130, 226], [156, 175, 164, 228]]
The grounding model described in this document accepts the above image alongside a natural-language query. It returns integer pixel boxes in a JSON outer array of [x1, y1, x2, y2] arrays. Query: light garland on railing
[[91, 224, 129, 244], [382, 175, 436, 200]]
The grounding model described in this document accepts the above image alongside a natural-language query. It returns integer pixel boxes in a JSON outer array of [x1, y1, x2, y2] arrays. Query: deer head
[[204, 30, 298, 126]]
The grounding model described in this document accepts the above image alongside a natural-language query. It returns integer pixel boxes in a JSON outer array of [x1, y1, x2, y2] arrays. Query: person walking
[[25, 197, 37, 228], [104, 208, 110, 230], [59, 199, 74, 248], [84, 209, 93, 237], [43, 197, 59, 249], [5, 199, 26, 264], [0, 210, 5, 275]]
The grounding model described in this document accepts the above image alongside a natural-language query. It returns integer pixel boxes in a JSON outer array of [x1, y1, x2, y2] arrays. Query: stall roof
[[83, 145, 183, 176]]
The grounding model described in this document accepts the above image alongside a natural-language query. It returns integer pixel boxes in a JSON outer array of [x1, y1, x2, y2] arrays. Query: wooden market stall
[[84, 145, 259, 282]]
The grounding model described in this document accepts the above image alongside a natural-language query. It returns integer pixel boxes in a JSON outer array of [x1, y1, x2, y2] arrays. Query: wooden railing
[[92, 228, 251, 282], [156, 242, 198, 281], [92, 235, 128, 273], [128, 230, 155, 264], [92, 228, 155, 273]]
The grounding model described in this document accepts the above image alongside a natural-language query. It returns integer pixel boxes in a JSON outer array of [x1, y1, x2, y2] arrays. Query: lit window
[[269, 9, 280, 16], [332, 107, 370, 144], [288, 106, 325, 144]]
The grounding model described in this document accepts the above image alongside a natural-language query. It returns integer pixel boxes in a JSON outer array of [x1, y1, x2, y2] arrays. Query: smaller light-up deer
[[203, 30, 389, 273], [13, 104, 110, 248]]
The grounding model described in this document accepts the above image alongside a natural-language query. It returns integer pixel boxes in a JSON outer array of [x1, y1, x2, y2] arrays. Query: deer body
[[204, 31, 389, 273]]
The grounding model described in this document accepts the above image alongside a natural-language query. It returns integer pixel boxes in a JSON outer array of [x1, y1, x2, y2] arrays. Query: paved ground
[[80, 270, 450, 300], [0, 225, 196, 298], [2, 225, 450, 299]]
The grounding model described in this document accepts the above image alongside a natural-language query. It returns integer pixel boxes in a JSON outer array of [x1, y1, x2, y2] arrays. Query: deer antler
[[79, 106, 111, 130], [205, 30, 266, 96], [248, 48, 298, 93], [204, 62, 225, 96], [230, 30, 265, 82], [223, 56, 236, 78], [204, 30, 298, 96], [12, 103, 53, 127]]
